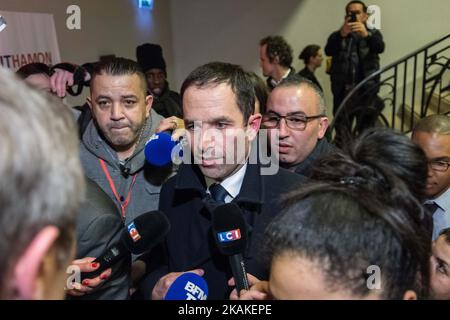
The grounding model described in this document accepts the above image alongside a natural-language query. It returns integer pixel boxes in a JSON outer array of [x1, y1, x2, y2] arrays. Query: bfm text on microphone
[[164, 272, 208, 300], [212, 203, 250, 295], [83, 210, 170, 279]]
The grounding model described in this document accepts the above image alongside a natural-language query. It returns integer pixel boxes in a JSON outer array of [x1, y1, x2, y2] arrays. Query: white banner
[[0, 11, 61, 71]]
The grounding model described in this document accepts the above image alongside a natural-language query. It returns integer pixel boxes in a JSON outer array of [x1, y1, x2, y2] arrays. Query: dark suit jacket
[[67, 178, 131, 300], [142, 162, 305, 299]]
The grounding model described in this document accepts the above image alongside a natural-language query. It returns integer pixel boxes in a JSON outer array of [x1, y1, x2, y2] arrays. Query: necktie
[[423, 202, 439, 239], [209, 183, 229, 203], [424, 202, 439, 215]]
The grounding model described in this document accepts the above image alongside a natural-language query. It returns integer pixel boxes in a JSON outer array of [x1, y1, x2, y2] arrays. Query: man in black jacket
[[136, 43, 182, 118], [142, 62, 304, 300], [263, 75, 334, 177], [325, 1, 385, 141]]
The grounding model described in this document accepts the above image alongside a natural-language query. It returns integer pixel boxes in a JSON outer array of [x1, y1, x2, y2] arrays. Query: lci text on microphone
[[212, 203, 250, 295]]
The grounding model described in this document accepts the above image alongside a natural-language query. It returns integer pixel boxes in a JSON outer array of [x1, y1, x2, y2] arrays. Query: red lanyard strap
[[99, 158, 138, 219]]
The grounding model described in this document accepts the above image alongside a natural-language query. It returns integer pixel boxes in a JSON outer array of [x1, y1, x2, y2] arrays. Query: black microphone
[[211, 203, 249, 295], [83, 210, 170, 278]]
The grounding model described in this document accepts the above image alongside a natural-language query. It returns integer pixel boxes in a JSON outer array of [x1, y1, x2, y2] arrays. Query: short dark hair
[[277, 75, 326, 114], [346, 0, 368, 13], [91, 57, 148, 94], [180, 62, 256, 123], [259, 36, 293, 68], [264, 128, 430, 299], [248, 71, 268, 114], [298, 44, 321, 65], [16, 63, 51, 79]]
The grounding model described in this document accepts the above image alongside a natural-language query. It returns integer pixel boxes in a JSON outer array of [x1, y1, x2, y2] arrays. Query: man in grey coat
[[67, 57, 171, 298]]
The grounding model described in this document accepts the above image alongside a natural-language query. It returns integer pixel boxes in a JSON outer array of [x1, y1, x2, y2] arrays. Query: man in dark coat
[[325, 1, 385, 141], [141, 62, 304, 300]]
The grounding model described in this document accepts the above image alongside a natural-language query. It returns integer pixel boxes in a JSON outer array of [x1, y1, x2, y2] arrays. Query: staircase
[[329, 33, 450, 141]]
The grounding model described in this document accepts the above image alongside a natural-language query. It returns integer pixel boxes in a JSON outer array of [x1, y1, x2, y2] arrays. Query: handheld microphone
[[83, 210, 170, 278], [211, 203, 250, 295], [164, 272, 208, 300], [144, 132, 184, 166]]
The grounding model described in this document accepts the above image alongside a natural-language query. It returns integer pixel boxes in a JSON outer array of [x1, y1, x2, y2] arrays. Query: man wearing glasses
[[412, 115, 450, 240], [262, 75, 334, 177]]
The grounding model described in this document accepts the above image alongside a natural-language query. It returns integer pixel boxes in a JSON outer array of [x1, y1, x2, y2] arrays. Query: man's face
[[346, 3, 368, 23], [259, 44, 276, 78], [412, 131, 450, 198], [430, 235, 450, 299], [269, 253, 381, 299], [183, 83, 261, 181], [264, 85, 328, 167], [88, 74, 152, 152], [25, 73, 52, 93], [145, 68, 167, 97]]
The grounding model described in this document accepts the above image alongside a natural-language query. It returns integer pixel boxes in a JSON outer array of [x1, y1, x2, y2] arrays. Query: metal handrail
[[329, 33, 450, 135]]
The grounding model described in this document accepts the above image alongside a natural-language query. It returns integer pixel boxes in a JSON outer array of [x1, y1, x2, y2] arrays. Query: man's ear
[[12, 226, 60, 300], [246, 113, 262, 142], [403, 290, 417, 300], [145, 95, 153, 118], [317, 117, 329, 140], [86, 96, 93, 110]]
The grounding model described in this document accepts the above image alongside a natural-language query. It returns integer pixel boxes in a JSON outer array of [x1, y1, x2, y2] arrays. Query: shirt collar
[[434, 187, 450, 212], [270, 68, 292, 87], [212, 163, 248, 200]]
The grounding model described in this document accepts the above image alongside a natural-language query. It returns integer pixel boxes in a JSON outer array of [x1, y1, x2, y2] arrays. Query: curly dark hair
[[260, 36, 293, 68]]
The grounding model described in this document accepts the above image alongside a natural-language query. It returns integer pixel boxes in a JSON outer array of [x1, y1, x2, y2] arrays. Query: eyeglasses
[[429, 160, 450, 172], [262, 113, 325, 131]]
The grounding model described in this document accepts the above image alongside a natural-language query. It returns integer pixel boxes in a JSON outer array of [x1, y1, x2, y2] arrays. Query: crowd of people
[[1, 0, 449, 301]]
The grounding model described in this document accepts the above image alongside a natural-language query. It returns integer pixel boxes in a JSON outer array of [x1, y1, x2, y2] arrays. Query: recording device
[[211, 203, 250, 294], [83, 210, 170, 279], [144, 132, 184, 166], [164, 273, 208, 300], [347, 11, 357, 22]]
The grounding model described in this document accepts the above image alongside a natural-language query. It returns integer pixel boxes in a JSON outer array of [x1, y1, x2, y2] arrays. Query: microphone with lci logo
[[212, 203, 250, 295]]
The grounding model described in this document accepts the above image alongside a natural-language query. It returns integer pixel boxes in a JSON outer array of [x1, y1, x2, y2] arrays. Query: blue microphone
[[164, 272, 208, 300], [145, 132, 184, 166]]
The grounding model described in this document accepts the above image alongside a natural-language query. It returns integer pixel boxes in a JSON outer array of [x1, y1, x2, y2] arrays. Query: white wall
[[170, 0, 450, 116], [1, 0, 449, 113], [0, 0, 174, 105]]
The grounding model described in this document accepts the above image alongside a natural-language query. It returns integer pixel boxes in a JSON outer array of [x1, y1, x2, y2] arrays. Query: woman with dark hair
[[232, 128, 431, 300], [297, 44, 323, 92]]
